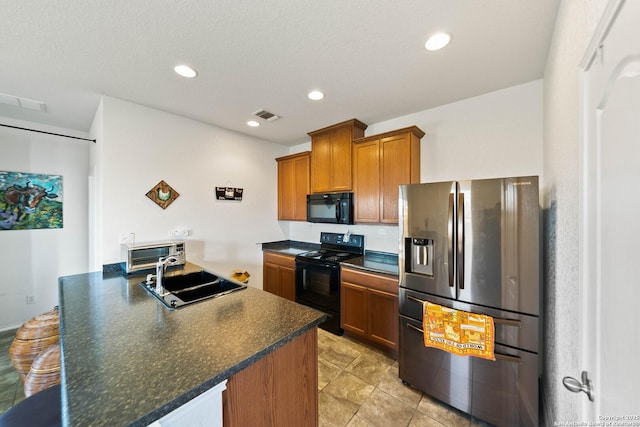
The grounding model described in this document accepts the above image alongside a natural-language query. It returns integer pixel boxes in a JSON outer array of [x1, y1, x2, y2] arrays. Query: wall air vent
[[252, 109, 280, 122]]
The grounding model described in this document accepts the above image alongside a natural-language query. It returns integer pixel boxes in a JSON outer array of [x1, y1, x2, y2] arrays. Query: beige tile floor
[[317, 329, 491, 427], [1, 327, 491, 426]]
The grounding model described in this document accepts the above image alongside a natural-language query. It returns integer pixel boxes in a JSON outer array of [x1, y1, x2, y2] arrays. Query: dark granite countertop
[[58, 262, 325, 426], [261, 239, 319, 256], [261, 240, 399, 276], [341, 250, 399, 276]]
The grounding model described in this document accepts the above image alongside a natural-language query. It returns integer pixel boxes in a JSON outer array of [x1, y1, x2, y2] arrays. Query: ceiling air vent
[[0, 92, 46, 112], [252, 109, 280, 122]]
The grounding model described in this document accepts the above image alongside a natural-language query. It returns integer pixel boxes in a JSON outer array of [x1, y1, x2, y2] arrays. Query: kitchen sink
[[139, 270, 246, 309]]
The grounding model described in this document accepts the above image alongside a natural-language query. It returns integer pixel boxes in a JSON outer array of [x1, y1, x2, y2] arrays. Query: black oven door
[[295, 259, 343, 334]]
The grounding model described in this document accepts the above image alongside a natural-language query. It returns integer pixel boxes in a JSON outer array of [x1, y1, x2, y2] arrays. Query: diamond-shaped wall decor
[[146, 180, 179, 209]]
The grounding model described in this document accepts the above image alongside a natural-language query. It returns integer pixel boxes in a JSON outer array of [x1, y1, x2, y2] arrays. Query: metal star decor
[[146, 180, 179, 209]]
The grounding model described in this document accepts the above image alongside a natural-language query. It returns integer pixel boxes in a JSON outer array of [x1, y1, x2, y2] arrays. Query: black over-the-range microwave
[[306, 192, 354, 224]]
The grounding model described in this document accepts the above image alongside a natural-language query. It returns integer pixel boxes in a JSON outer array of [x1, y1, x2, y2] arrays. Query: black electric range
[[295, 232, 364, 335]]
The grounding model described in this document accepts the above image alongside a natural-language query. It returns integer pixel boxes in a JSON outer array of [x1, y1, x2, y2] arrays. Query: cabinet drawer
[[263, 252, 295, 268], [399, 288, 539, 353], [341, 268, 397, 294]]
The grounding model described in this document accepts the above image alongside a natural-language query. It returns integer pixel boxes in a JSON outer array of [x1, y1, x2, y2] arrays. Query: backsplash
[[288, 222, 399, 254]]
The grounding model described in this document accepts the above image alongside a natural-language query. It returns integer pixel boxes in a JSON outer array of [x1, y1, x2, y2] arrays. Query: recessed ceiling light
[[424, 33, 451, 51], [174, 65, 198, 78], [308, 90, 325, 101], [247, 120, 260, 127]]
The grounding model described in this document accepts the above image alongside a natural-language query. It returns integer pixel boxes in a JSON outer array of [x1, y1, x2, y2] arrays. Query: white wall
[[542, 0, 608, 423], [0, 119, 90, 330], [289, 80, 543, 253], [0, 80, 544, 330], [93, 96, 290, 288]]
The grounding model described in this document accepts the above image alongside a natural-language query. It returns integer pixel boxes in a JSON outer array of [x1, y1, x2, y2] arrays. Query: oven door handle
[[295, 260, 340, 270]]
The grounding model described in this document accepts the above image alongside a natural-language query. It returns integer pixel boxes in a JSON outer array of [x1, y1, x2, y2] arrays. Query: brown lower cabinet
[[223, 327, 318, 426], [263, 252, 296, 301], [340, 267, 398, 357]]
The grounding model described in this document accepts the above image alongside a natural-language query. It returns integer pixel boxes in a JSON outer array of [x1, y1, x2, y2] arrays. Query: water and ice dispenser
[[410, 238, 433, 276]]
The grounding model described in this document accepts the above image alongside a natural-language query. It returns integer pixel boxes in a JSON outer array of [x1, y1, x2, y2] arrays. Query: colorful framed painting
[[0, 171, 63, 230]]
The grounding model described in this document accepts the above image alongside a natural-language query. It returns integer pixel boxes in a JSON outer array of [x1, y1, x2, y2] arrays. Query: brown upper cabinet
[[353, 126, 424, 223], [276, 151, 310, 221], [308, 119, 367, 194]]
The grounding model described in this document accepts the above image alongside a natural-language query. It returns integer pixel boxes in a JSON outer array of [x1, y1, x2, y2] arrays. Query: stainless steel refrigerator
[[398, 176, 541, 427]]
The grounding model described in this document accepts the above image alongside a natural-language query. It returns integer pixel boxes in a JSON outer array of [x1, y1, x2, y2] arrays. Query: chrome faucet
[[155, 255, 179, 295]]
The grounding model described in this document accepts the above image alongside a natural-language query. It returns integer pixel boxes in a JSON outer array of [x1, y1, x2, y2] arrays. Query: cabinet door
[[292, 156, 309, 221], [279, 266, 296, 302], [353, 140, 381, 223], [380, 134, 411, 223], [368, 288, 398, 350], [277, 152, 309, 221], [278, 159, 296, 220], [330, 126, 353, 192], [263, 262, 280, 296], [310, 132, 332, 193], [341, 282, 368, 337]]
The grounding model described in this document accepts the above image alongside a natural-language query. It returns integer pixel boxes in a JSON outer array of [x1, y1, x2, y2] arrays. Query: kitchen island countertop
[[58, 262, 325, 426]]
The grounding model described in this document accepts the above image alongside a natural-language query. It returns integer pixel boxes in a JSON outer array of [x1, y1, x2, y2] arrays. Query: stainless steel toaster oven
[[122, 241, 185, 273]]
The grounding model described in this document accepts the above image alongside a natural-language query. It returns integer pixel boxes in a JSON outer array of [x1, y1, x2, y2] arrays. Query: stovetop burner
[[295, 232, 365, 265], [298, 249, 360, 262]]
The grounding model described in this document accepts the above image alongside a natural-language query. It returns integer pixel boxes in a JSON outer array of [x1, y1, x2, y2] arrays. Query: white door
[[579, 0, 640, 420]]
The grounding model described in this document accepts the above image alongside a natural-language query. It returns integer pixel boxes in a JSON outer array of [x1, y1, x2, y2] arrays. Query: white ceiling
[[0, 1, 560, 146]]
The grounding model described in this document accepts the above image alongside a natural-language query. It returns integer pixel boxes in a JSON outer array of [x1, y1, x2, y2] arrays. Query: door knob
[[562, 371, 594, 401]]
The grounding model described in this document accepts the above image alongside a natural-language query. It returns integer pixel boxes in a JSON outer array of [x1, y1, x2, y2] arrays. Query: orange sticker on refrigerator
[[422, 302, 496, 361]]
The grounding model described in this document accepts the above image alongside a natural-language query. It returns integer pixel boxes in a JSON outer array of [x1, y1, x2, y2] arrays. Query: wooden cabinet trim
[[276, 151, 311, 162], [264, 252, 296, 268], [341, 268, 398, 294], [307, 118, 368, 137], [223, 327, 318, 426], [352, 125, 425, 144]]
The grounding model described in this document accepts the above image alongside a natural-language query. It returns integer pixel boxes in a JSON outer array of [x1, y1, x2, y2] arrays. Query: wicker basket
[[9, 307, 60, 383], [24, 344, 61, 397]]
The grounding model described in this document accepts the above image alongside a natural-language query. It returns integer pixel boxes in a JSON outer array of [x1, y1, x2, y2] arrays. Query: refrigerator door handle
[[407, 294, 426, 304], [494, 317, 522, 328], [448, 192, 455, 287], [407, 295, 522, 327], [457, 192, 465, 289], [405, 323, 522, 364]]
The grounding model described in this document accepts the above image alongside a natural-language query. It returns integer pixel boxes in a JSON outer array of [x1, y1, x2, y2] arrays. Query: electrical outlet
[[26, 295, 36, 304], [169, 229, 192, 238], [377, 228, 388, 235]]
